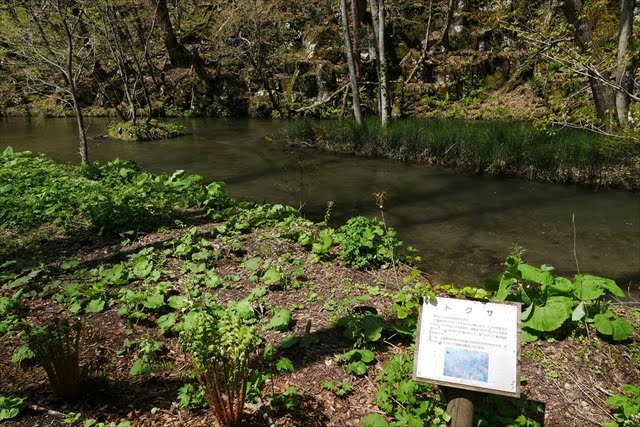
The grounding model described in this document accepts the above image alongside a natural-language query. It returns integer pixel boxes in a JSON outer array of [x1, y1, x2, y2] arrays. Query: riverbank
[[275, 118, 640, 191], [1, 150, 638, 426]]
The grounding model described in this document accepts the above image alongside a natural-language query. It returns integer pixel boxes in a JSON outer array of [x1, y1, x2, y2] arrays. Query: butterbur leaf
[[143, 293, 165, 309], [263, 268, 282, 286], [573, 274, 625, 301], [157, 313, 177, 335], [242, 257, 262, 272], [571, 301, 586, 322], [594, 313, 634, 341], [361, 413, 389, 427], [281, 335, 298, 349], [362, 315, 384, 343], [495, 277, 516, 301], [347, 360, 367, 376], [234, 300, 255, 321], [85, 299, 105, 313], [265, 309, 292, 331], [518, 264, 554, 287], [522, 303, 534, 321], [522, 296, 572, 332], [358, 349, 375, 363]]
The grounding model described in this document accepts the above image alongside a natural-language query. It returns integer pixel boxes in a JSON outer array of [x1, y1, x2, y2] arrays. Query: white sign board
[[413, 297, 521, 397]]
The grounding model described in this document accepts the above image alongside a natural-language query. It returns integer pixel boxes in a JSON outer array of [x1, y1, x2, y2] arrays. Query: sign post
[[413, 297, 521, 426]]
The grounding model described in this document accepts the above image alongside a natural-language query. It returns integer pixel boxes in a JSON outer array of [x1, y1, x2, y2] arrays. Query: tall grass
[[279, 118, 640, 190]]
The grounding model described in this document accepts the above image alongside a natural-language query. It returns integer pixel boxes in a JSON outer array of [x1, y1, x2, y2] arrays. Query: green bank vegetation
[[278, 118, 640, 190], [106, 120, 188, 142], [0, 149, 638, 426]]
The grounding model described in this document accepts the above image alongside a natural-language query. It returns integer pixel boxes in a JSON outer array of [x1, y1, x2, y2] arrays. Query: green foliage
[[336, 216, 402, 269], [21, 318, 83, 401], [335, 348, 376, 376], [268, 386, 299, 412], [265, 308, 293, 331], [489, 255, 633, 342], [322, 381, 353, 397], [179, 309, 261, 426], [280, 119, 640, 190], [130, 336, 164, 378], [0, 148, 211, 234], [370, 353, 450, 426], [605, 384, 640, 427], [0, 395, 24, 421], [337, 312, 385, 348], [106, 120, 188, 141], [176, 383, 207, 408]]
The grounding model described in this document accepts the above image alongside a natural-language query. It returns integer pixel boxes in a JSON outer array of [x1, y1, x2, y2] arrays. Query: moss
[[106, 120, 188, 141]]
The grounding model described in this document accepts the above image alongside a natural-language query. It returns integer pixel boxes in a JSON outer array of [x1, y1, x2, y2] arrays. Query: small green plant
[[322, 381, 353, 397], [268, 386, 299, 412], [130, 335, 164, 378], [22, 318, 83, 401], [365, 353, 450, 426], [0, 395, 24, 421], [489, 254, 633, 342], [336, 216, 402, 269], [180, 309, 261, 426], [176, 382, 207, 408], [337, 311, 385, 348], [605, 384, 640, 427], [335, 348, 376, 376]]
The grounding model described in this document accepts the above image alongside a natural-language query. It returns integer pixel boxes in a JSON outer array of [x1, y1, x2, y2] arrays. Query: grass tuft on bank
[[106, 119, 188, 141], [278, 118, 640, 190]]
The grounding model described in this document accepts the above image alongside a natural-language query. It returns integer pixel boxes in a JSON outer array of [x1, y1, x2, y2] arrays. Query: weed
[[605, 384, 640, 427], [0, 395, 23, 421]]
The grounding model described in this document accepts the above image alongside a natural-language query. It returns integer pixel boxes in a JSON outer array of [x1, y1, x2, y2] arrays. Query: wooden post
[[444, 387, 475, 427]]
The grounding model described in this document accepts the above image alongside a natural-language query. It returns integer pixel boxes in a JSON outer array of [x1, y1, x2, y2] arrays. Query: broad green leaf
[[143, 293, 165, 309], [234, 300, 255, 321], [548, 277, 573, 295], [495, 277, 516, 301], [281, 335, 298, 349], [85, 299, 105, 313], [362, 315, 384, 343], [276, 357, 294, 373], [361, 413, 389, 427], [522, 303, 534, 321], [157, 313, 177, 334], [594, 313, 634, 341], [133, 259, 153, 278], [347, 361, 367, 376], [130, 359, 151, 377], [263, 268, 282, 286], [522, 296, 572, 332], [168, 295, 189, 309], [573, 274, 624, 301], [521, 327, 540, 343], [518, 264, 554, 286], [242, 257, 263, 272], [571, 301, 586, 321], [265, 308, 292, 331], [358, 349, 376, 363]]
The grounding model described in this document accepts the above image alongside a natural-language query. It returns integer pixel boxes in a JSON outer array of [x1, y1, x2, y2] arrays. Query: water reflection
[[1, 117, 638, 291]]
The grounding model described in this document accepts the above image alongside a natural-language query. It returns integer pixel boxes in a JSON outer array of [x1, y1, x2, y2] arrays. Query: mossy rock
[[106, 120, 188, 141]]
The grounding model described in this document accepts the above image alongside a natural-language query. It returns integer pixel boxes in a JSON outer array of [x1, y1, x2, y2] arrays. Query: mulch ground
[[1, 215, 638, 426]]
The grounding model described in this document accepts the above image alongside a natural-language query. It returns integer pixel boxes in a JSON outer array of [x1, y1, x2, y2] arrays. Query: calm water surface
[[1, 117, 638, 292]]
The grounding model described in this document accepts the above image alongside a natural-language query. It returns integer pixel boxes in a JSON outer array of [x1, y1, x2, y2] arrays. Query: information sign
[[413, 297, 521, 397]]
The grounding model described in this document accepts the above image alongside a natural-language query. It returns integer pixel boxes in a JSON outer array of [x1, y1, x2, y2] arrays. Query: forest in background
[[0, 0, 638, 138]]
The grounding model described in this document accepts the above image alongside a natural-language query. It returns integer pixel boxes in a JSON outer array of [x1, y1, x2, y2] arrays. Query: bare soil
[[1, 214, 638, 426]]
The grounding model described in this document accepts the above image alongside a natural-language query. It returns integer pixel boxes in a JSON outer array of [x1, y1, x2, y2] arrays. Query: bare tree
[[368, 0, 389, 126], [562, 0, 616, 124], [615, 0, 635, 129], [340, 0, 363, 124], [1, 0, 93, 163]]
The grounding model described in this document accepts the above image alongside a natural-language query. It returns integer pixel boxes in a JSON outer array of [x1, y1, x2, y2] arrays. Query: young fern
[[24, 318, 83, 402], [180, 310, 261, 426]]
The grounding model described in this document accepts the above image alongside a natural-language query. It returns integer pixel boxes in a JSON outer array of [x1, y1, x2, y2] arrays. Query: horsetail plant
[[23, 318, 83, 401], [179, 309, 261, 426]]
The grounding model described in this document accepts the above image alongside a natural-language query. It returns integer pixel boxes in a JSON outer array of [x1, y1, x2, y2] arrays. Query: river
[[1, 117, 638, 292]]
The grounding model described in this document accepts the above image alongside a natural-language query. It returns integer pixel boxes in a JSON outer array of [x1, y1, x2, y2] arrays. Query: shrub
[[336, 216, 402, 269]]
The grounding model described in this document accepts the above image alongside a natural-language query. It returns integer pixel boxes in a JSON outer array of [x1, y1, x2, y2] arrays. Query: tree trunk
[[562, 0, 616, 124], [377, 0, 389, 127], [368, 0, 381, 114], [156, 0, 213, 90], [350, 0, 361, 77], [442, 0, 456, 50], [615, 0, 634, 129], [340, 0, 363, 124]]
